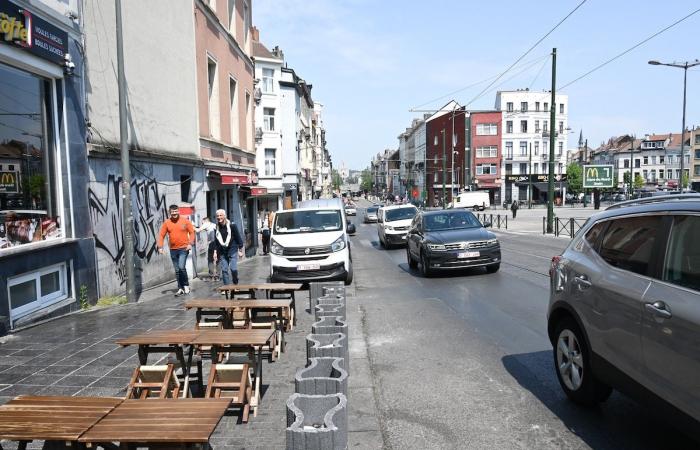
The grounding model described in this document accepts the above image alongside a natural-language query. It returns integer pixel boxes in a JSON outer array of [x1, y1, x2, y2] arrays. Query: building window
[[263, 107, 275, 131], [519, 163, 527, 174], [243, 1, 250, 45], [229, 77, 239, 145], [651, 155, 657, 164], [534, 163, 539, 174], [695, 135, 700, 145], [476, 146, 497, 158], [535, 102, 540, 111], [8, 263, 68, 322], [506, 121, 513, 134], [476, 123, 497, 135], [265, 148, 276, 176], [207, 56, 220, 139], [560, 103, 564, 114], [521, 102, 528, 112], [558, 121, 564, 134], [544, 102, 549, 112], [228, 0, 236, 34], [558, 142, 563, 155], [660, 155, 665, 164], [476, 164, 497, 175], [624, 159, 629, 168], [245, 91, 252, 149], [643, 170, 648, 180], [534, 141, 540, 155], [519, 141, 527, 156], [1, 64, 64, 253], [434, 172, 438, 183], [635, 159, 641, 168], [520, 120, 527, 133], [695, 165, 700, 176], [643, 156, 648, 165], [650, 169, 656, 181], [505, 142, 513, 159], [668, 169, 673, 179], [534, 120, 540, 133], [262, 68, 274, 93], [506, 102, 513, 112]]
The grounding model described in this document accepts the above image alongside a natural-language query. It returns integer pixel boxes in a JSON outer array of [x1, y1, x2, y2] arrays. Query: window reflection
[[0, 63, 60, 249]]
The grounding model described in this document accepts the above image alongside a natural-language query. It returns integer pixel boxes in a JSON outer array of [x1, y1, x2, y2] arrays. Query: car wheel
[[553, 317, 612, 406], [420, 251, 433, 278], [407, 246, 417, 269], [379, 234, 385, 248], [344, 261, 353, 285], [486, 263, 500, 273]]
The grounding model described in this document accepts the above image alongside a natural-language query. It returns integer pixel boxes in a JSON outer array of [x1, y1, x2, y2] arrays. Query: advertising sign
[[0, 171, 19, 193], [0, 0, 68, 65], [583, 165, 614, 188]]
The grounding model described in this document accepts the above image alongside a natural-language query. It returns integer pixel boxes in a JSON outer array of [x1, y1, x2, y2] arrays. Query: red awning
[[250, 187, 268, 196], [209, 170, 252, 185]]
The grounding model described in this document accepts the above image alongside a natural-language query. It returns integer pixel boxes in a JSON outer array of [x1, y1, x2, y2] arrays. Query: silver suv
[[547, 195, 700, 438]]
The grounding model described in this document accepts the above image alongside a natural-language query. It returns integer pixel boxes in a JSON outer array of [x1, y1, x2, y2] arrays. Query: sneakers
[[184, 286, 191, 295], [174, 288, 184, 296]]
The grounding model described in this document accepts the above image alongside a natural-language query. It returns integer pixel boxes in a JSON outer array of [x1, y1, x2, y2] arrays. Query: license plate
[[297, 264, 321, 271], [401, 235, 407, 240], [458, 251, 480, 259]]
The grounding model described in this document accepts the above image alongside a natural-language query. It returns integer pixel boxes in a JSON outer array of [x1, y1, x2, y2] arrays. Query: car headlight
[[385, 225, 394, 231], [270, 239, 284, 255], [427, 243, 446, 251], [487, 238, 498, 246], [331, 236, 346, 252]]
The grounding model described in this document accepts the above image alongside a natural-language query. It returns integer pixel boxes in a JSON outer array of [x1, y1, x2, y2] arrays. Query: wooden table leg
[[252, 345, 263, 416], [175, 346, 190, 398], [137, 345, 148, 365]]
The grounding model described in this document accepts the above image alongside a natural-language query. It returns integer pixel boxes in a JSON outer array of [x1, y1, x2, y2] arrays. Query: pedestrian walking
[[158, 204, 195, 296], [214, 209, 244, 285], [510, 199, 519, 219], [196, 216, 219, 280], [260, 215, 271, 255]]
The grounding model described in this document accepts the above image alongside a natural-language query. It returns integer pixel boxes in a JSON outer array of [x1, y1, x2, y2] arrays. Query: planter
[[295, 357, 348, 396], [311, 316, 347, 336], [286, 393, 348, 450], [309, 282, 344, 311], [314, 303, 346, 321], [306, 333, 348, 370]]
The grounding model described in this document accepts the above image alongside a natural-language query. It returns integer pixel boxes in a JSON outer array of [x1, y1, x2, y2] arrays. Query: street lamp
[[648, 59, 700, 190]]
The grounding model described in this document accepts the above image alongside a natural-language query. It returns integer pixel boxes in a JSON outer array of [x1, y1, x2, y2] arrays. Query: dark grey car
[[406, 209, 501, 277], [547, 195, 700, 439]]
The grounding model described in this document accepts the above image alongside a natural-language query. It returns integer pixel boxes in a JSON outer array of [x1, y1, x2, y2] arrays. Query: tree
[[331, 170, 342, 190], [566, 163, 582, 194], [682, 171, 689, 189], [360, 169, 373, 192], [634, 174, 645, 190]]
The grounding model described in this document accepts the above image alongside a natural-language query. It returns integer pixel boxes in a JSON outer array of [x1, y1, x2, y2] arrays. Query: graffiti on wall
[[88, 175, 167, 284]]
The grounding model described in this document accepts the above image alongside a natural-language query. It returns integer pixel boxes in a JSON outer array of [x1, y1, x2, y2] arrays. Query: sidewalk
[[0, 254, 382, 449], [481, 205, 603, 235]]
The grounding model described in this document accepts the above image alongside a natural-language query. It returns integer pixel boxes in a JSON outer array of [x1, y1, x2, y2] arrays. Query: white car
[[345, 204, 357, 216], [377, 204, 418, 248]]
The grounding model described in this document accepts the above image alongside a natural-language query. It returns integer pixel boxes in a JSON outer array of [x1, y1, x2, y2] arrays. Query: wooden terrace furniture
[[116, 330, 199, 397], [125, 364, 181, 399], [192, 329, 275, 417], [0, 395, 122, 449], [205, 363, 252, 422], [217, 282, 301, 326], [78, 398, 231, 449], [185, 298, 294, 332]]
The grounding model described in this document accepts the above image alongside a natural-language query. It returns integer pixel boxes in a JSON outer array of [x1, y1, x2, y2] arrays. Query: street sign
[[583, 165, 614, 188]]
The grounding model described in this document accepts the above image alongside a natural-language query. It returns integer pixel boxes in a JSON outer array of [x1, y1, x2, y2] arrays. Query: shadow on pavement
[[502, 351, 698, 449]]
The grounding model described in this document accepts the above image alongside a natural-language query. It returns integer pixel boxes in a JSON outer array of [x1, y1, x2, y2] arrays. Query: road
[[347, 199, 696, 450]]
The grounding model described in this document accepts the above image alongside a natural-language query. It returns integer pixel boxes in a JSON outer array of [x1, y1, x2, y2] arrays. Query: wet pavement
[[0, 255, 317, 449]]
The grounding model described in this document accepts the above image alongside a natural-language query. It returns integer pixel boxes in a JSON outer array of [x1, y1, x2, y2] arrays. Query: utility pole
[[528, 142, 532, 209], [629, 134, 635, 198], [546, 48, 556, 234], [680, 64, 687, 189], [442, 130, 446, 209], [116, 0, 136, 303]]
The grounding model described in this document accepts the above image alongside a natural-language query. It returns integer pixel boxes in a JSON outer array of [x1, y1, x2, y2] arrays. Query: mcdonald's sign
[[0, 171, 19, 193], [583, 165, 614, 188]]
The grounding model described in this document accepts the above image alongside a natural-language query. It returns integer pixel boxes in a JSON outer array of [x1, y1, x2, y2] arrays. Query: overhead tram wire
[[463, 0, 588, 109], [559, 7, 700, 91], [529, 57, 550, 89], [410, 54, 551, 112], [468, 54, 553, 106]]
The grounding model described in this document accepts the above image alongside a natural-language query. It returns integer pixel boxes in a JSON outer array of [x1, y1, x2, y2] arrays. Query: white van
[[377, 204, 418, 248], [450, 191, 490, 210], [269, 198, 354, 285]]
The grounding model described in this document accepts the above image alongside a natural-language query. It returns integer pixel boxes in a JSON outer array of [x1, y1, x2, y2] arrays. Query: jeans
[[169, 248, 189, 289], [219, 248, 239, 285], [261, 229, 270, 254]]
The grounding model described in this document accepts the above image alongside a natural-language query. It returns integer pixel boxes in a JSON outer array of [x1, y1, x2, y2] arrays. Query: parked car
[[270, 198, 354, 285], [364, 206, 379, 223], [344, 203, 357, 216], [547, 194, 700, 439], [406, 209, 501, 277], [377, 204, 418, 248]]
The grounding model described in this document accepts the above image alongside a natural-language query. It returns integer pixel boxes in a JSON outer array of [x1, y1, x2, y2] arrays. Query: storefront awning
[[250, 187, 268, 196], [208, 170, 253, 185]]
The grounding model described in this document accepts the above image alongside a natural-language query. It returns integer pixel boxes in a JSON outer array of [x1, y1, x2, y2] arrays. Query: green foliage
[[682, 172, 689, 189], [28, 175, 45, 198], [96, 296, 127, 307], [623, 171, 631, 185], [331, 170, 342, 190], [566, 163, 582, 194], [79, 285, 89, 310], [360, 169, 373, 192], [634, 174, 645, 189]]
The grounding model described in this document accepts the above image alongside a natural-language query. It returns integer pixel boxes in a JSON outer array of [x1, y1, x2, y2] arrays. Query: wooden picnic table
[[78, 398, 231, 448], [0, 395, 122, 449], [217, 282, 301, 326], [185, 298, 295, 331], [192, 329, 275, 416]]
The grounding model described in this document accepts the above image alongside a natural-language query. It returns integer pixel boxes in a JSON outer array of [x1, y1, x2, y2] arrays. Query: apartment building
[[469, 111, 503, 204]]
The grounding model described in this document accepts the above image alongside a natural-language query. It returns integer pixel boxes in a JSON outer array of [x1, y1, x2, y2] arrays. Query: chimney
[[251, 26, 260, 42]]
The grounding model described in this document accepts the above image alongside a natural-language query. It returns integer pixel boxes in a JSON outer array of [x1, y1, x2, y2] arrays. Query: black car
[[406, 209, 501, 277]]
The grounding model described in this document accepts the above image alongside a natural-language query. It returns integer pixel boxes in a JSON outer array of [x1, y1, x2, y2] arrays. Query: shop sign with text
[[0, 0, 68, 65], [0, 171, 19, 193]]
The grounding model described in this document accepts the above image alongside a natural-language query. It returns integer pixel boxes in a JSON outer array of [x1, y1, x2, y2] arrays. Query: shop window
[[8, 262, 69, 322], [0, 64, 61, 250]]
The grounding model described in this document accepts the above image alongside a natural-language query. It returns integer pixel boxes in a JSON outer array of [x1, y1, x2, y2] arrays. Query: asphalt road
[[347, 199, 697, 450]]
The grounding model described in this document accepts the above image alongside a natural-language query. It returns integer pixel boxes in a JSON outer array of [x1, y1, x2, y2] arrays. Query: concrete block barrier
[[295, 357, 348, 396], [306, 333, 349, 370], [314, 303, 346, 321], [309, 282, 344, 311], [286, 393, 348, 450], [311, 316, 347, 336]]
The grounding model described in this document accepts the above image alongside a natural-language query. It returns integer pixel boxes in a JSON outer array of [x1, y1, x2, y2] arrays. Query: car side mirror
[[483, 221, 492, 228], [347, 223, 356, 235]]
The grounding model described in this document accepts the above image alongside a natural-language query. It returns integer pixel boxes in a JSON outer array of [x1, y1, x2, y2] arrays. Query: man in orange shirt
[[157, 204, 195, 296]]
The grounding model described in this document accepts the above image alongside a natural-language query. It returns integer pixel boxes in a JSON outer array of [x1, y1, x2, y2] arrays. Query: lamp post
[[649, 59, 700, 190]]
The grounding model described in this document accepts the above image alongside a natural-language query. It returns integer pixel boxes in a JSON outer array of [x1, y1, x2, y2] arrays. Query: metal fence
[[476, 213, 508, 230], [542, 217, 587, 238]]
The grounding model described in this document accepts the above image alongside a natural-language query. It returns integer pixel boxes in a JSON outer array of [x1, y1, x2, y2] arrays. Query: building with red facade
[[469, 111, 503, 205], [425, 101, 466, 207]]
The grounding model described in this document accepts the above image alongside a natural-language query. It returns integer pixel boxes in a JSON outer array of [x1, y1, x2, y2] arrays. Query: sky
[[253, 0, 700, 171]]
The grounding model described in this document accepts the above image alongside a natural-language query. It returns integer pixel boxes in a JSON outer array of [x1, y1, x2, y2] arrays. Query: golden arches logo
[[0, 172, 16, 184], [586, 167, 599, 179]]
